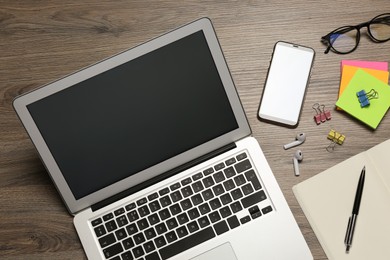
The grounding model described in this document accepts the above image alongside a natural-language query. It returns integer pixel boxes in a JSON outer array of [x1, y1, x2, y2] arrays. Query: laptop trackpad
[[190, 242, 238, 260]]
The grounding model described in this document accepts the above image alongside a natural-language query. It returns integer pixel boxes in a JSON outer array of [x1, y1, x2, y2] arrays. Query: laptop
[[13, 18, 312, 260]]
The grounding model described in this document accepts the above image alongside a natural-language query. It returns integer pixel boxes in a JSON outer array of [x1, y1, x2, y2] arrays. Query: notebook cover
[[293, 139, 390, 260]]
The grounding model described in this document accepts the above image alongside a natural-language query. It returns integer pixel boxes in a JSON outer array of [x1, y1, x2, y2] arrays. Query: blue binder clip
[[356, 89, 378, 107]]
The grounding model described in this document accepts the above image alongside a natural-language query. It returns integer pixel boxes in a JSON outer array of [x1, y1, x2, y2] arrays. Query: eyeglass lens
[[326, 14, 390, 54]]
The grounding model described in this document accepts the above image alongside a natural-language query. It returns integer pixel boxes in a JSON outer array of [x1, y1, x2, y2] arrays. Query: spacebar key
[[159, 227, 216, 260]]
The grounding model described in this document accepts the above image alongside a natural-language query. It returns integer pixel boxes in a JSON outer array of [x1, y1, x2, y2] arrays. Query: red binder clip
[[313, 103, 331, 125]]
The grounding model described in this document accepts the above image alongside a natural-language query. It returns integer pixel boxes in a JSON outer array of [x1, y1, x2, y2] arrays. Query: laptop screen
[[27, 31, 239, 200]]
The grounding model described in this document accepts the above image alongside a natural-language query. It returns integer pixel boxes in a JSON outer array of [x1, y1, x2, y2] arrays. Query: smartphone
[[258, 41, 315, 127]]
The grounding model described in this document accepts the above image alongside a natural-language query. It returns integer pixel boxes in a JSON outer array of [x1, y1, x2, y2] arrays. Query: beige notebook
[[293, 139, 390, 260]]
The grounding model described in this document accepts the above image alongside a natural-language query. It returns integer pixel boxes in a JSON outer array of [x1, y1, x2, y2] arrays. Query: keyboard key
[[143, 241, 156, 253], [125, 202, 136, 211], [245, 170, 262, 190], [187, 208, 200, 220], [99, 233, 116, 248], [262, 205, 273, 215], [242, 183, 254, 195], [208, 211, 221, 223], [103, 242, 123, 259], [191, 194, 203, 206], [138, 205, 150, 217], [201, 189, 214, 201], [214, 162, 225, 171], [148, 192, 159, 201], [249, 205, 262, 219], [192, 181, 204, 193], [154, 236, 167, 248], [165, 230, 178, 243], [134, 232, 146, 245], [181, 186, 193, 198], [116, 215, 128, 227], [230, 201, 243, 213], [121, 251, 133, 260], [223, 179, 235, 191], [122, 237, 134, 250], [146, 251, 160, 260], [213, 171, 225, 183], [159, 187, 170, 196], [144, 227, 157, 240], [203, 168, 214, 176], [149, 200, 161, 212], [209, 198, 222, 210], [224, 166, 236, 178], [148, 213, 160, 225], [231, 188, 243, 200], [227, 215, 240, 229], [214, 220, 229, 235], [180, 198, 193, 210], [132, 245, 145, 258], [177, 212, 189, 225], [240, 216, 251, 224], [176, 226, 189, 238], [106, 220, 118, 232], [94, 225, 106, 237], [137, 197, 148, 206], [159, 227, 215, 260], [155, 222, 168, 235], [234, 159, 252, 173], [236, 152, 247, 161], [181, 177, 192, 186], [187, 221, 200, 233], [166, 217, 178, 230], [198, 203, 211, 215], [91, 218, 102, 227], [170, 182, 181, 191], [103, 213, 114, 221], [198, 216, 210, 228], [170, 191, 182, 202], [137, 218, 149, 231], [158, 208, 171, 221], [192, 172, 203, 181], [169, 203, 181, 216], [225, 157, 236, 166], [126, 223, 138, 235], [220, 193, 232, 205], [233, 174, 246, 186], [114, 207, 125, 216], [127, 210, 139, 222], [212, 184, 225, 196], [241, 190, 267, 208], [159, 195, 172, 207], [219, 206, 232, 218], [202, 176, 215, 188], [115, 228, 127, 240]]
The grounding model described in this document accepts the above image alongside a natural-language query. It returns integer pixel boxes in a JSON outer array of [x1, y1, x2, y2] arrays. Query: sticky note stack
[[335, 60, 390, 129]]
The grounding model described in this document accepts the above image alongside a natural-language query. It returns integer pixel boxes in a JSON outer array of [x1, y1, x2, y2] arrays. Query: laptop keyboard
[[91, 151, 273, 260]]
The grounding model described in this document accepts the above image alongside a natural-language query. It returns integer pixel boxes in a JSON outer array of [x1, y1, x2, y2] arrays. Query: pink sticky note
[[341, 60, 388, 72]]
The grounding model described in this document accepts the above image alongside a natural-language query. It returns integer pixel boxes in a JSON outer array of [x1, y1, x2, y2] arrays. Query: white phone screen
[[258, 41, 315, 126]]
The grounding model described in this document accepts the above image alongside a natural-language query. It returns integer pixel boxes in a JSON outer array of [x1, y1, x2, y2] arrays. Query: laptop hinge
[[91, 142, 237, 212]]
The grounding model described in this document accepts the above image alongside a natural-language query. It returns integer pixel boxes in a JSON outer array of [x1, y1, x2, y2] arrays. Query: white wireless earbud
[[283, 133, 306, 150], [293, 150, 303, 176]]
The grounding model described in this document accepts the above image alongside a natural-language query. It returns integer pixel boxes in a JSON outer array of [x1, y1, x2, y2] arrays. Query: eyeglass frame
[[321, 13, 390, 54]]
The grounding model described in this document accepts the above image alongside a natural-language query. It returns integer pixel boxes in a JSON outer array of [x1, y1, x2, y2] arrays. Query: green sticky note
[[336, 69, 390, 129]]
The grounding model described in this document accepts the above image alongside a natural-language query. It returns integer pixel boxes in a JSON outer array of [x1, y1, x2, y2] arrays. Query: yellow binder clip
[[326, 130, 345, 152]]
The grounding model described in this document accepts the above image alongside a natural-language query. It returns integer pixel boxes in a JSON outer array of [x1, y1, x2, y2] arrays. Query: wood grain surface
[[1, 1, 389, 259]]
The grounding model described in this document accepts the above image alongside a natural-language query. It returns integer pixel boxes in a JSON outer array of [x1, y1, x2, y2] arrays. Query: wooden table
[[1, 1, 389, 259]]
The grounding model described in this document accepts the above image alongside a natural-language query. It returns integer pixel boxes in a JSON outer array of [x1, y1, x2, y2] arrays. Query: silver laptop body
[[13, 18, 312, 260]]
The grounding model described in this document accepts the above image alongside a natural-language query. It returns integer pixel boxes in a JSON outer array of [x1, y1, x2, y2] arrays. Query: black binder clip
[[356, 89, 378, 107], [313, 103, 331, 125]]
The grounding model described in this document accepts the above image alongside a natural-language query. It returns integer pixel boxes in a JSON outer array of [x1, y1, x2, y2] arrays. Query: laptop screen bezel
[[13, 18, 251, 214]]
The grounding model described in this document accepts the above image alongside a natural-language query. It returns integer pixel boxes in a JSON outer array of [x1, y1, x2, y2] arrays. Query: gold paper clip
[[326, 130, 345, 152]]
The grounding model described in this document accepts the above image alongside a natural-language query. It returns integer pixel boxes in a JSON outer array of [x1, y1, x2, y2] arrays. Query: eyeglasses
[[321, 13, 390, 54]]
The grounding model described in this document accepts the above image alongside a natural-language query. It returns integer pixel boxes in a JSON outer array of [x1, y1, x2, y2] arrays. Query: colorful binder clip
[[326, 129, 345, 152], [313, 103, 331, 125], [356, 89, 378, 107]]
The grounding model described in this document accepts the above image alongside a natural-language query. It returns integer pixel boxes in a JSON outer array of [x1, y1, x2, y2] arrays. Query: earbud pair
[[284, 133, 306, 176]]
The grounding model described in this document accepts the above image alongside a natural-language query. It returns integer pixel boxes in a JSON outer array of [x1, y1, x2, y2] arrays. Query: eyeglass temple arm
[[321, 36, 332, 54]]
